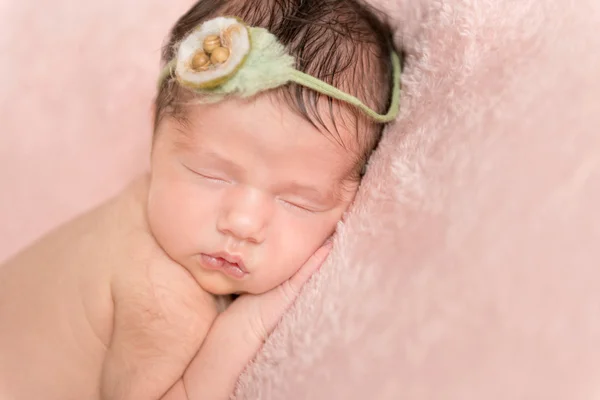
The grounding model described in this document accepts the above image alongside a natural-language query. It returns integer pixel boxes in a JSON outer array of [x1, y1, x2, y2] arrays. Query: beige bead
[[191, 51, 211, 71], [210, 47, 230, 64], [203, 35, 222, 53]]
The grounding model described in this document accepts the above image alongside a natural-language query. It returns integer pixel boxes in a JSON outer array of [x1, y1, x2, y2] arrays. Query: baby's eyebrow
[[170, 129, 241, 170], [199, 150, 245, 175], [281, 181, 334, 203]]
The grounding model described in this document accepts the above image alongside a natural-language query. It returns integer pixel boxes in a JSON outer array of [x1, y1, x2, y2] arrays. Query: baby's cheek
[[147, 180, 202, 257], [278, 210, 343, 271], [147, 185, 180, 254], [277, 220, 331, 270]]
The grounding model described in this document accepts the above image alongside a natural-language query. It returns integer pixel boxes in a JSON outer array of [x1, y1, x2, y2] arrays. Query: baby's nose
[[217, 187, 272, 243]]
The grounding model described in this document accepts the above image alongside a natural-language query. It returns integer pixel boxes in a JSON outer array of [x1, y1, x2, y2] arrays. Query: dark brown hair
[[155, 0, 395, 178]]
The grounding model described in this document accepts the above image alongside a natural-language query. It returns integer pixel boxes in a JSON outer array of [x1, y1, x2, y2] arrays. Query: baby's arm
[[163, 241, 332, 400], [100, 258, 218, 400]]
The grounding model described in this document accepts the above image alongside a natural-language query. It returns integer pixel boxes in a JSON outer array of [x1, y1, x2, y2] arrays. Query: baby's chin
[[195, 277, 238, 296], [194, 271, 275, 296], [201, 284, 272, 297]]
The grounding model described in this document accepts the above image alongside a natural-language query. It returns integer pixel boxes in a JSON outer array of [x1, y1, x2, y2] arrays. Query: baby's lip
[[209, 251, 248, 273]]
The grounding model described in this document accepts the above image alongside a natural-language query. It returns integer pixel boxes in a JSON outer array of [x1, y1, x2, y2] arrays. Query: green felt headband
[[158, 16, 401, 123]]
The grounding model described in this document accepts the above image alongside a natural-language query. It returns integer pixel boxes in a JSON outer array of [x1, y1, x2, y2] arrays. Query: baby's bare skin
[[0, 175, 218, 400]]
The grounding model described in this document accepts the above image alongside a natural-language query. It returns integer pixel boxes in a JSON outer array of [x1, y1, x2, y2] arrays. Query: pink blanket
[[2, 0, 599, 398]]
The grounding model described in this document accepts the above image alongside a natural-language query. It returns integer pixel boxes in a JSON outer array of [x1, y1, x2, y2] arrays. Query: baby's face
[[148, 95, 360, 295]]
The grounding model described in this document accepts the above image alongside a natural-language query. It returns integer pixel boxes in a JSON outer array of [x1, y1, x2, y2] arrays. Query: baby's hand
[[179, 241, 333, 400], [227, 239, 333, 343]]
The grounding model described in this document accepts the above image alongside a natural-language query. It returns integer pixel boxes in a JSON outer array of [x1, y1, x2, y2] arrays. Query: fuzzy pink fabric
[[2, 0, 600, 399]]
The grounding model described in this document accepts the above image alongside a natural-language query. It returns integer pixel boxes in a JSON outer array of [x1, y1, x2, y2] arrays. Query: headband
[[158, 17, 401, 123]]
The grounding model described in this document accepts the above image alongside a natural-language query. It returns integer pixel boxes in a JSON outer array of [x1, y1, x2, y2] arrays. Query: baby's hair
[[155, 0, 396, 179]]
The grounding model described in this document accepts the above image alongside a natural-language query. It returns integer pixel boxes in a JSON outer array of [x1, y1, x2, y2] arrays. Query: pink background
[[0, 0, 194, 261]]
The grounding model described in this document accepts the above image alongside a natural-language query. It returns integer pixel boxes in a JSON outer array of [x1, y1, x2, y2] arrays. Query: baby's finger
[[287, 240, 333, 293], [256, 241, 333, 330]]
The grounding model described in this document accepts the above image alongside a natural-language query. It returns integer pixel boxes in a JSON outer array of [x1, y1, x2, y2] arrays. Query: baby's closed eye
[[276, 196, 331, 214], [181, 162, 233, 184]]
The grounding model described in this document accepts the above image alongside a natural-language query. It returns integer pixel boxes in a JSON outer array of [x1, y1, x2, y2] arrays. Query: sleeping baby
[[0, 0, 400, 398]]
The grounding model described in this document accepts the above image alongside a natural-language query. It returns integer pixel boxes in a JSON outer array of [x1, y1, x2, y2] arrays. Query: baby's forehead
[[177, 91, 366, 154], [163, 98, 363, 180]]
